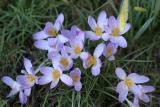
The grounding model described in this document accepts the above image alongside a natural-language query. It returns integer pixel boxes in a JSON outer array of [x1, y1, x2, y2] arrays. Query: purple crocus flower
[[70, 68, 82, 91], [85, 11, 109, 41], [115, 67, 150, 103], [105, 16, 131, 48], [1, 76, 28, 104], [81, 43, 105, 76], [51, 48, 73, 71], [16, 58, 38, 89], [103, 43, 118, 61], [33, 13, 64, 40], [38, 66, 73, 89]]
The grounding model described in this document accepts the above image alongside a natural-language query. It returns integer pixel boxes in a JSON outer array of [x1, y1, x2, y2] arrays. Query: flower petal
[[34, 40, 49, 50], [80, 52, 89, 60], [38, 75, 52, 85], [115, 67, 126, 80], [97, 11, 108, 29], [108, 16, 117, 29], [101, 33, 109, 41], [1, 76, 15, 88], [141, 94, 150, 103], [85, 31, 100, 41], [121, 23, 131, 35], [24, 88, 31, 96], [60, 74, 73, 86], [54, 13, 64, 31], [40, 66, 53, 75], [143, 86, 155, 93], [128, 73, 149, 83], [74, 82, 82, 92], [32, 31, 49, 40], [93, 43, 105, 58], [88, 16, 97, 31], [110, 36, 127, 48], [7, 89, 19, 97], [116, 81, 128, 103], [50, 80, 59, 89], [23, 58, 34, 74], [91, 63, 101, 76], [19, 91, 27, 104]]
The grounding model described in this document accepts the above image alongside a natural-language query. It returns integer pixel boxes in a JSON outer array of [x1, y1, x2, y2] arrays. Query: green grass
[[0, 0, 160, 106]]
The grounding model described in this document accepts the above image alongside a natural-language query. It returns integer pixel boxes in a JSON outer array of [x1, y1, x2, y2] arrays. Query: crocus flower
[[115, 67, 150, 103], [105, 16, 131, 48], [70, 68, 82, 91], [51, 49, 73, 71], [103, 43, 118, 61], [81, 43, 104, 76], [1, 76, 28, 104], [33, 13, 64, 40], [85, 11, 109, 41], [38, 66, 73, 89], [16, 58, 38, 89]]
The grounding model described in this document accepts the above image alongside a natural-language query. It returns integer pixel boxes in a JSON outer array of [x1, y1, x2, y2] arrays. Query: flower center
[[27, 74, 36, 83], [125, 79, 133, 88], [111, 27, 120, 37], [107, 47, 113, 57], [48, 28, 57, 37], [87, 55, 97, 67], [73, 74, 79, 82], [52, 70, 60, 80], [95, 26, 102, 36], [74, 46, 81, 55], [60, 58, 69, 68]]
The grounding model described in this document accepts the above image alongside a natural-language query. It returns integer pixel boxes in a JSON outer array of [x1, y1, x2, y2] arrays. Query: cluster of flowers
[[1, 11, 154, 106]]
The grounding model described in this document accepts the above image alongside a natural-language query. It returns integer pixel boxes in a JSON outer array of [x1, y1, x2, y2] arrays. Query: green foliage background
[[0, 0, 160, 106]]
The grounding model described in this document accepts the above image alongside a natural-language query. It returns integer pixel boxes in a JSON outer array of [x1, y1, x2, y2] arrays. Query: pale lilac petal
[[7, 89, 19, 97], [40, 66, 53, 75], [115, 67, 126, 80], [133, 97, 140, 107], [50, 80, 59, 89], [24, 88, 31, 96], [23, 58, 34, 74], [93, 43, 105, 58], [128, 73, 149, 83], [74, 82, 82, 92], [88, 16, 97, 30], [19, 91, 27, 104], [110, 36, 127, 48], [120, 23, 131, 35], [80, 52, 89, 60], [101, 33, 109, 41], [16, 75, 33, 88], [54, 13, 64, 31], [85, 31, 100, 41], [141, 94, 150, 103], [51, 55, 61, 68], [70, 68, 81, 81], [61, 29, 73, 40], [143, 86, 155, 93], [130, 85, 141, 97], [97, 11, 108, 29], [57, 34, 68, 43], [34, 40, 49, 50], [38, 75, 52, 85], [1, 76, 15, 88], [60, 74, 73, 86], [91, 61, 101, 76], [116, 81, 128, 103], [109, 16, 117, 29], [33, 31, 49, 40]]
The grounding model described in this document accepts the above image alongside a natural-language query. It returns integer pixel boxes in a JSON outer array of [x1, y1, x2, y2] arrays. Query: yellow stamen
[[27, 74, 36, 83], [125, 79, 133, 88], [52, 70, 60, 80], [74, 46, 81, 55], [73, 74, 79, 82], [48, 28, 57, 37], [87, 55, 97, 67], [111, 27, 120, 37], [95, 26, 102, 36], [107, 47, 112, 57], [60, 58, 69, 68]]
